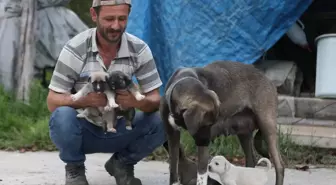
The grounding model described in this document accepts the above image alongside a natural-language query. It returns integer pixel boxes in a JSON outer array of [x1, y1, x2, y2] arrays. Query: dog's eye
[[215, 162, 219, 165]]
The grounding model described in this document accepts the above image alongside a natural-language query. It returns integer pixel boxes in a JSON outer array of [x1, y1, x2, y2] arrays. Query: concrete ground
[[0, 151, 335, 185]]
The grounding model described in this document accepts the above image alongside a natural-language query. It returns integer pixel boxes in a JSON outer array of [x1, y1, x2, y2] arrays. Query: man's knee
[[134, 111, 163, 131], [49, 106, 82, 147], [118, 111, 167, 164], [133, 111, 166, 142]]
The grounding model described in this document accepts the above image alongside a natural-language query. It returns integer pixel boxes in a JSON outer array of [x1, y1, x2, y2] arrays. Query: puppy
[[208, 155, 271, 185], [160, 61, 284, 185], [107, 70, 145, 102], [71, 71, 119, 132], [107, 70, 145, 130]]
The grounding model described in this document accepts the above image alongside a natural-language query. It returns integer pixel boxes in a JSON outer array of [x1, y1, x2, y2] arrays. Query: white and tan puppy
[[208, 155, 271, 185], [71, 71, 119, 132]]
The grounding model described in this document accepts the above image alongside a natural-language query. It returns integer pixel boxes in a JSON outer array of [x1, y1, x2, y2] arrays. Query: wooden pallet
[[277, 117, 336, 148]]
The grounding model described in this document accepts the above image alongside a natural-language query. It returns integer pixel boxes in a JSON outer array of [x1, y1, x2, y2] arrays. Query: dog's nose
[[208, 165, 212, 171]]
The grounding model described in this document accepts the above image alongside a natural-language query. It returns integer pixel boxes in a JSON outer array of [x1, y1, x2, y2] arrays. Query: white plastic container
[[315, 34, 336, 98]]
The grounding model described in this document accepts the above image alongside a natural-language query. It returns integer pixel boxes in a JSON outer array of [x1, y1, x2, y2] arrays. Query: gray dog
[[162, 108, 268, 185], [160, 61, 284, 185]]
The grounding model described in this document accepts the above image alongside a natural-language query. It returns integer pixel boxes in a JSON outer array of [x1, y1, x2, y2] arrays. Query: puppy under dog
[[160, 61, 284, 185], [208, 155, 272, 185], [71, 70, 145, 132]]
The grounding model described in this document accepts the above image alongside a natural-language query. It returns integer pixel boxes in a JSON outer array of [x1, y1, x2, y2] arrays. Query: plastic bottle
[[286, 20, 312, 52]]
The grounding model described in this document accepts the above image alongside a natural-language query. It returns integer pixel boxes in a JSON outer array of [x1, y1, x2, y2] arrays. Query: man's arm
[[46, 43, 85, 112], [47, 90, 89, 113], [133, 88, 161, 113], [134, 44, 163, 112]]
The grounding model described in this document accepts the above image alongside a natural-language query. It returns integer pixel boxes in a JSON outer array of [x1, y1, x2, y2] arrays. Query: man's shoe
[[65, 164, 89, 185], [104, 155, 142, 185]]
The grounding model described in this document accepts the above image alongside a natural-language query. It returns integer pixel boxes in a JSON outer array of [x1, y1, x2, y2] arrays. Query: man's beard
[[97, 24, 125, 44]]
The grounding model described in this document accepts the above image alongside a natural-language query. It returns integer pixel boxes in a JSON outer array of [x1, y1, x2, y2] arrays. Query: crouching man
[[46, 1, 166, 185]]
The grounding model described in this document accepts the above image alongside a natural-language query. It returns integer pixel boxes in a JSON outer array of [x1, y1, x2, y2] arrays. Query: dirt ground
[[1, 151, 336, 185]]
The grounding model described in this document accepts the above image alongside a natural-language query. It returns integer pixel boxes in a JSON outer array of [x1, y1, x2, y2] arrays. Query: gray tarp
[[0, 0, 88, 91]]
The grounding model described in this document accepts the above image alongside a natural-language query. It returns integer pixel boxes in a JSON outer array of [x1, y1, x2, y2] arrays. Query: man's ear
[[90, 7, 98, 23]]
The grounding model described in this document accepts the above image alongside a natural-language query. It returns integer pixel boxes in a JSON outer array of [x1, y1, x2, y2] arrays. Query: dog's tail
[[257, 157, 272, 172]]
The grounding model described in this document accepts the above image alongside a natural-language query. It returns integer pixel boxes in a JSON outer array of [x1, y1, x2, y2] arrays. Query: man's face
[[90, 5, 130, 44]]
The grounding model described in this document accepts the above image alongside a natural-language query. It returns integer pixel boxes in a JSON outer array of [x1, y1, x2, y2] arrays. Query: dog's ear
[[207, 90, 221, 118], [182, 105, 206, 136], [123, 74, 132, 84], [224, 161, 231, 172]]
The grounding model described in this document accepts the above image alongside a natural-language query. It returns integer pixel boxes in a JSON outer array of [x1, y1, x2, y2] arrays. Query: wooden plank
[[278, 95, 336, 121], [295, 97, 336, 121], [277, 117, 336, 127], [278, 124, 336, 138], [278, 124, 336, 149], [15, 0, 37, 103], [286, 135, 336, 149]]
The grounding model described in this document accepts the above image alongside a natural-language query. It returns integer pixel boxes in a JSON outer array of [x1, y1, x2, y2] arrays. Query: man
[[46, 0, 166, 185]]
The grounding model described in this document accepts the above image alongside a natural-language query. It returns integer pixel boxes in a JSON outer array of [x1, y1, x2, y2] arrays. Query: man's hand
[[47, 90, 108, 112], [84, 93, 108, 108], [115, 90, 138, 109]]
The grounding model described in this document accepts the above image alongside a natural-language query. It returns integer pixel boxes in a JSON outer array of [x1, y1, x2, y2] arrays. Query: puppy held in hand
[[108, 70, 145, 101], [71, 71, 119, 133], [208, 155, 271, 185], [107, 70, 145, 130]]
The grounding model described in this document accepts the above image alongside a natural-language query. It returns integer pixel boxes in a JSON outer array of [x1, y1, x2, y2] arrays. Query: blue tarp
[[126, 0, 313, 93]]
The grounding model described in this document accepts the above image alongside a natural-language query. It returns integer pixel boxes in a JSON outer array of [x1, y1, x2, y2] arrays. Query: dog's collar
[[165, 76, 200, 115]]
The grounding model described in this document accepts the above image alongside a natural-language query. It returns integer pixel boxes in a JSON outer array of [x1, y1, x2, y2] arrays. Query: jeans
[[49, 106, 166, 165]]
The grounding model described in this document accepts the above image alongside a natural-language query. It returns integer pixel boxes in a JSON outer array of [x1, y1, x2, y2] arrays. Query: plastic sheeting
[[0, 0, 88, 91], [126, 0, 313, 93]]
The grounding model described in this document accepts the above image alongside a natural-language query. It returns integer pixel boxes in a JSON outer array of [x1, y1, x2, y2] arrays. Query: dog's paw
[[104, 105, 113, 112], [107, 127, 117, 133], [135, 94, 145, 101], [109, 102, 119, 108], [126, 126, 132, 130], [76, 113, 86, 118], [71, 94, 81, 101]]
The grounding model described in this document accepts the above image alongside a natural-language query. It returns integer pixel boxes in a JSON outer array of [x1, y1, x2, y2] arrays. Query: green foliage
[[0, 81, 55, 151]]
